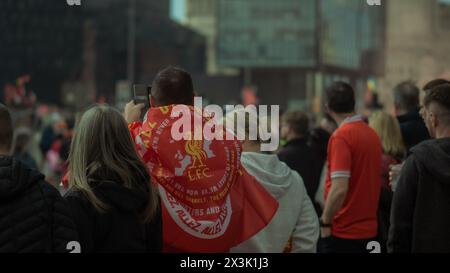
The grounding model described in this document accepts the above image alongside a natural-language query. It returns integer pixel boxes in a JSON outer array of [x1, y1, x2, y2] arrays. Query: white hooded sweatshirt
[[231, 152, 319, 253]]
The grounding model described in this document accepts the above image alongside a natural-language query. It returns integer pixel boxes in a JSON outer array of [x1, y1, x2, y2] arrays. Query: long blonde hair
[[68, 105, 159, 222], [369, 111, 406, 161]]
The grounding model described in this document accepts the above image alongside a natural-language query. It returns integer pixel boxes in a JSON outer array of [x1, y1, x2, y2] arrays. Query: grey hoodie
[[231, 152, 319, 253]]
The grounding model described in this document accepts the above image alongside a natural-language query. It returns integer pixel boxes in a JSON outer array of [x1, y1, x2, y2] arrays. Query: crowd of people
[[0, 66, 449, 253]]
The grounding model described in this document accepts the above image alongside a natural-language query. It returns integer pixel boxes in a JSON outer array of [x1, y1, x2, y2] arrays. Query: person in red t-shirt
[[320, 82, 382, 253]]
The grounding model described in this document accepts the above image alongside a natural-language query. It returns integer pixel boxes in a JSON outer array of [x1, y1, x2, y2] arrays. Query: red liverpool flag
[[129, 105, 278, 252]]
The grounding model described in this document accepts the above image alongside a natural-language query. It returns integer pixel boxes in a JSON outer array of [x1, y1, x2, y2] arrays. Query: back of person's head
[[325, 82, 355, 114], [368, 111, 406, 161], [68, 105, 158, 222], [282, 111, 309, 137], [423, 79, 450, 93], [151, 66, 194, 106], [423, 83, 450, 127], [393, 81, 420, 113], [0, 104, 13, 154]]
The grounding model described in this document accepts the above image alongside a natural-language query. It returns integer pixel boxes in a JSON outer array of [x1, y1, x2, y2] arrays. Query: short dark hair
[[325, 82, 355, 114], [282, 111, 309, 136], [151, 66, 194, 106], [424, 83, 450, 110], [423, 79, 450, 93], [0, 104, 13, 151], [393, 81, 420, 112], [423, 84, 450, 126]]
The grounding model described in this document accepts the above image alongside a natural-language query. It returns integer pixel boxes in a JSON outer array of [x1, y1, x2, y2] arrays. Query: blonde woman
[[368, 111, 406, 253], [369, 111, 406, 189], [64, 105, 161, 253]]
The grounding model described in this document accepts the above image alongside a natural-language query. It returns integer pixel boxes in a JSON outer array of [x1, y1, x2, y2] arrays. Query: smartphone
[[133, 84, 151, 119], [133, 84, 150, 107]]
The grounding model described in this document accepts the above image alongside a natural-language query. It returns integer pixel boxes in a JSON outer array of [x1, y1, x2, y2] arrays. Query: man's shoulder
[[330, 125, 353, 142], [336, 121, 377, 138], [277, 146, 296, 163], [5, 161, 54, 199], [278, 142, 313, 161], [331, 122, 381, 154]]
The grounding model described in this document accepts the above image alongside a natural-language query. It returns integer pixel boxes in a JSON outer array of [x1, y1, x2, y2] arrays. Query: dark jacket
[[388, 138, 450, 253], [397, 108, 430, 152], [0, 156, 78, 253], [309, 127, 331, 172], [277, 138, 320, 201], [65, 180, 162, 253]]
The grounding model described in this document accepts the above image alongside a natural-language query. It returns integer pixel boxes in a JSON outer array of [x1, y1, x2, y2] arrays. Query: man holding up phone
[[123, 66, 278, 253]]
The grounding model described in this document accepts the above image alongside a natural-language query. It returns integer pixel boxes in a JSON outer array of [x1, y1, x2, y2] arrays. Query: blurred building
[[380, 0, 450, 107], [318, 0, 385, 111], [214, 0, 386, 111], [74, 0, 206, 108], [177, 0, 241, 105], [0, 0, 83, 104], [1, 0, 206, 108], [182, 0, 238, 76]]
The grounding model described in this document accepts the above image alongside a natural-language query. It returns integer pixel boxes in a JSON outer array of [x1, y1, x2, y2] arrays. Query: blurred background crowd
[[2, 0, 450, 192]]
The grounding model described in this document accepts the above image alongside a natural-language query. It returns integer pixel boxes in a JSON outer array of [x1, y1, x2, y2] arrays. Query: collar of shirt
[[340, 115, 363, 126]]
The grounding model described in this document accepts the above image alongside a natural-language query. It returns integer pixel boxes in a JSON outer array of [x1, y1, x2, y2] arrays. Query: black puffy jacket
[[0, 156, 78, 253]]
